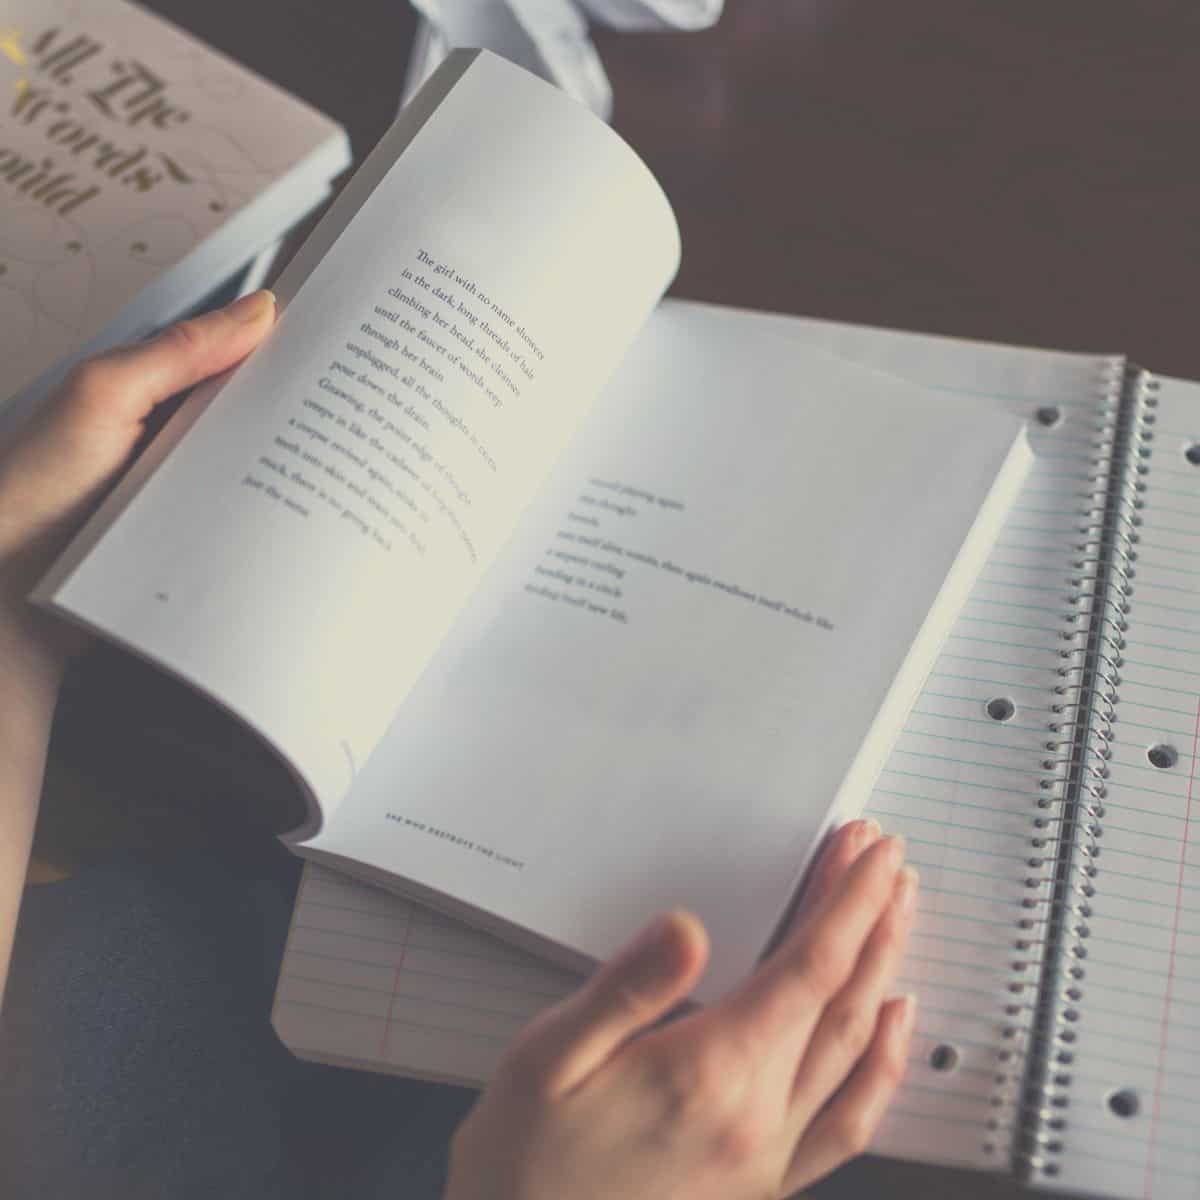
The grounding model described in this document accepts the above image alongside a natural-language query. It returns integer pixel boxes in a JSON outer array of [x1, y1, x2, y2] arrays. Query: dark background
[[147, 0, 1200, 375], [36, 2, 1200, 1197]]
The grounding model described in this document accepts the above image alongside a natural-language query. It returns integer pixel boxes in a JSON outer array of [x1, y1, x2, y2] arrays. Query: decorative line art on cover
[[0, 0, 336, 403]]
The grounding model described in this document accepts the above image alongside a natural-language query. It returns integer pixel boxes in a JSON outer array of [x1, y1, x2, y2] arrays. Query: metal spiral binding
[[997, 361, 1157, 1178]]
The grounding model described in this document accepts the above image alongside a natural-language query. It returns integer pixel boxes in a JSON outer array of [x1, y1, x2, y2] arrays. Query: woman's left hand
[[0, 289, 276, 1002], [0, 289, 276, 673]]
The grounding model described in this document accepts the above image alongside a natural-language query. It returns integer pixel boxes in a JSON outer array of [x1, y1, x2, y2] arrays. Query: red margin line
[[1142, 694, 1200, 1200], [378, 906, 414, 1060]]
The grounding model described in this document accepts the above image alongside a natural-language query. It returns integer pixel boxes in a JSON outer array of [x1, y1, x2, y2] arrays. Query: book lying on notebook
[[275, 306, 1200, 1200], [30, 51, 1028, 999], [0, 0, 351, 432]]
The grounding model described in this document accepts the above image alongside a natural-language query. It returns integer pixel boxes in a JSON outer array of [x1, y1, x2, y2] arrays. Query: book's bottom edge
[[276, 1039, 484, 1091]]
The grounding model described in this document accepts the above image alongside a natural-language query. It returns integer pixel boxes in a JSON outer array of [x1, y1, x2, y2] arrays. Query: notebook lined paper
[[275, 863, 577, 1085], [274, 308, 1200, 1197]]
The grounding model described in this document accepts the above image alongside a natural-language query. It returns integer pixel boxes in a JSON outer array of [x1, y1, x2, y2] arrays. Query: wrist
[[0, 604, 69, 707]]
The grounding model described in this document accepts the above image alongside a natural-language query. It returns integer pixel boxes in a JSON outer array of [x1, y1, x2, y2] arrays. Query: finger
[[782, 994, 917, 1195], [498, 910, 709, 1098], [792, 818, 880, 919], [785, 864, 917, 1134], [58, 289, 276, 432], [1, 291, 276, 553], [714, 834, 905, 1063]]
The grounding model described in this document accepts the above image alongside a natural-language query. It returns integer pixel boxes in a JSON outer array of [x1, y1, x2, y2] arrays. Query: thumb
[[2, 290, 275, 546], [504, 910, 709, 1097], [59, 288, 277, 433], [0, 289, 276, 611]]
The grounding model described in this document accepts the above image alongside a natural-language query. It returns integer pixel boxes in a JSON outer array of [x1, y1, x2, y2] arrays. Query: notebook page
[[1040, 374, 1200, 1200], [274, 304, 1117, 1172], [273, 863, 578, 1084]]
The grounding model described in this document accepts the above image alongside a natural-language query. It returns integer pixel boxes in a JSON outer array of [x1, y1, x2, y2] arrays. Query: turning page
[[300, 304, 1030, 1000], [32, 51, 679, 831]]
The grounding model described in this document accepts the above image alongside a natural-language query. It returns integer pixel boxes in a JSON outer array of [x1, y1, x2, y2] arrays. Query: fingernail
[[863, 818, 882, 841], [893, 865, 919, 914], [842, 820, 868, 851], [898, 993, 918, 1034], [226, 289, 275, 323], [885, 833, 906, 861]]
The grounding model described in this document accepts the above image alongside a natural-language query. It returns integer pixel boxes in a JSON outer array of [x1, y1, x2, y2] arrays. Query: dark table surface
[[38, 2, 1200, 1197]]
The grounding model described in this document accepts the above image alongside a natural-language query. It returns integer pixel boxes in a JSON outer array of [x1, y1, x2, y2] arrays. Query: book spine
[[1009, 363, 1157, 1179]]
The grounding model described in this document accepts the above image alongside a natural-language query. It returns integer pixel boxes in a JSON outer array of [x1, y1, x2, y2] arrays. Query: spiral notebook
[[274, 302, 1200, 1200]]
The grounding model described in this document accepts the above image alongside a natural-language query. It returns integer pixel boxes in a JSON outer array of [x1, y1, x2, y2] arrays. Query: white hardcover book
[[0, 0, 351, 430]]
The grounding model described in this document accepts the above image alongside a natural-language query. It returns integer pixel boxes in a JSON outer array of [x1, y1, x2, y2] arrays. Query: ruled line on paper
[[274, 864, 580, 1081]]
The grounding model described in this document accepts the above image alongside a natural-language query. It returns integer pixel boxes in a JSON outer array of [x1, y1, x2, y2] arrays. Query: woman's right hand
[[446, 818, 916, 1200]]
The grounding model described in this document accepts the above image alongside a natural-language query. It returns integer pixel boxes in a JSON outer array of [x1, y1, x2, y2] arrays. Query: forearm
[[0, 614, 64, 1005], [0, 292, 276, 1008]]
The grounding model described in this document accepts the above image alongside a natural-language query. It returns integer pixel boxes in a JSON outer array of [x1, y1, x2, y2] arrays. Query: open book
[[31, 51, 1028, 999], [275, 309, 1200, 1200]]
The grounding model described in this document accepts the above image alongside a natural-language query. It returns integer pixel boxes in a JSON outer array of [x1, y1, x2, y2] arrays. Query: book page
[[1041, 373, 1200, 1200], [33, 51, 679, 826], [302, 303, 1028, 1001]]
